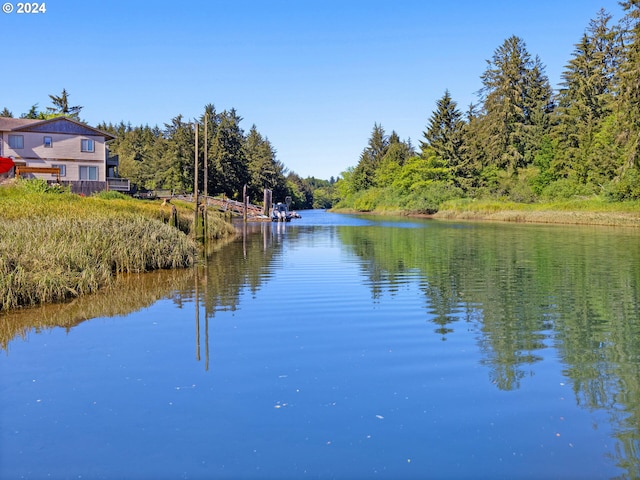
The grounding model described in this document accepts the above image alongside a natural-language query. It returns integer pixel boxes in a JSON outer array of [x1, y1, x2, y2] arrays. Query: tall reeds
[[0, 215, 197, 310], [0, 182, 235, 311]]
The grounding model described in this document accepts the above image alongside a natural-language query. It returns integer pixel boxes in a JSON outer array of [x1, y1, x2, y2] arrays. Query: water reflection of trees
[[338, 221, 640, 477]]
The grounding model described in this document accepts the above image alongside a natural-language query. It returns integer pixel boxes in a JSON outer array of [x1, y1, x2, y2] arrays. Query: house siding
[[0, 119, 111, 183]]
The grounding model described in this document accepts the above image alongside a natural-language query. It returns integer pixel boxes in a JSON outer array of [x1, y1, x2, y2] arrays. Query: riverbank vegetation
[[0, 180, 235, 311], [334, 4, 640, 222]]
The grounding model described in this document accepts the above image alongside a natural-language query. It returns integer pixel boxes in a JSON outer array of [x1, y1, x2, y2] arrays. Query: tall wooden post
[[243, 184, 248, 223], [263, 188, 272, 217], [203, 114, 208, 243], [194, 122, 199, 233], [203, 114, 208, 199]]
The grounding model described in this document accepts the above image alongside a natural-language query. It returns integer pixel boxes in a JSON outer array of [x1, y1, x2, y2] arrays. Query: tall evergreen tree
[[352, 123, 389, 191], [199, 104, 219, 196], [21, 104, 43, 119], [375, 132, 415, 188], [618, 1, 640, 172], [553, 9, 622, 184], [163, 115, 195, 193], [0, 107, 12, 117], [478, 36, 553, 172], [47, 88, 82, 119], [211, 109, 249, 198], [244, 124, 287, 201], [421, 90, 466, 173]]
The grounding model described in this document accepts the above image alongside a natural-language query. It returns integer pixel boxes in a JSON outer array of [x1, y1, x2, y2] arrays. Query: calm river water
[[1, 210, 640, 479]]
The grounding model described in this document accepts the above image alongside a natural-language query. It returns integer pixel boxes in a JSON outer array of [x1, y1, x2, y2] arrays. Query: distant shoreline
[[431, 209, 640, 227], [331, 203, 640, 227]]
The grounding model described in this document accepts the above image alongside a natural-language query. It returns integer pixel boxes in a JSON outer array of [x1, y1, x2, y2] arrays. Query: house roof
[[0, 117, 115, 140], [0, 118, 40, 130]]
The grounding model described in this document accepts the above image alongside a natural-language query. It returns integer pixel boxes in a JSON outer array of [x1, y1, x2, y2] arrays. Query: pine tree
[[20, 104, 43, 119], [211, 109, 249, 199], [618, 1, 640, 172], [478, 36, 553, 173], [553, 9, 623, 185], [421, 90, 466, 174], [47, 89, 82, 119], [164, 115, 195, 193], [352, 123, 389, 191], [244, 125, 287, 201]]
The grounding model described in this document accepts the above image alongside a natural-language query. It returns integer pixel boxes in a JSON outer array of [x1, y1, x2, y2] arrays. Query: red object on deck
[[0, 156, 14, 174]]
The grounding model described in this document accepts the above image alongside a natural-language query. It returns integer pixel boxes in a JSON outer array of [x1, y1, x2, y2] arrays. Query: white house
[[0, 116, 127, 194]]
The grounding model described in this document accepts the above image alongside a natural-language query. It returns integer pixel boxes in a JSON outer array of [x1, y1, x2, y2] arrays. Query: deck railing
[[107, 177, 130, 192]]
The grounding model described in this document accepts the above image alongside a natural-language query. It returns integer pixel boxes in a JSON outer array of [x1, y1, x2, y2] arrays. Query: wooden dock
[[170, 193, 268, 220]]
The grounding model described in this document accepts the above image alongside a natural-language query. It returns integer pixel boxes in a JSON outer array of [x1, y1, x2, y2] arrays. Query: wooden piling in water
[[193, 122, 200, 240], [243, 184, 248, 223], [264, 188, 272, 217]]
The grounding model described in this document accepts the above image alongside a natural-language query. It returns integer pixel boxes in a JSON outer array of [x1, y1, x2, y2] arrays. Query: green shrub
[[400, 181, 464, 214], [19, 178, 70, 194], [352, 188, 380, 212], [541, 178, 596, 199], [94, 190, 130, 200], [605, 169, 640, 201]]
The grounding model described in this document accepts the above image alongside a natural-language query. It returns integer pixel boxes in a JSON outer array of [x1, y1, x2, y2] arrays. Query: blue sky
[[1, 0, 625, 179]]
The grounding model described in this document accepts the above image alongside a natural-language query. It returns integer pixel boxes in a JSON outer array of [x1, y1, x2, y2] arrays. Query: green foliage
[[399, 182, 464, 214], [334, 6, 640, 213], [312, 185, 339, 209], [352, 188, 381, 212], [530, 136, 558, 194], [541, 178, 597, 199], [478, 36, 553, 171], [244, 125, 287, 202], [93, 190, 130, 200], [605, 168, 640, 200], [421, 90, 465, 169], [375, 157, 402, 188], [46, 88, 82, 119], [18, 178, 70, 194], [391, 155, 451, 193]]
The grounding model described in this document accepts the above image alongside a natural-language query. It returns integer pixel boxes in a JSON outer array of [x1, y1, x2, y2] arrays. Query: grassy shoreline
[[0, 182, 236, 312], [332, 197, 640, 227]]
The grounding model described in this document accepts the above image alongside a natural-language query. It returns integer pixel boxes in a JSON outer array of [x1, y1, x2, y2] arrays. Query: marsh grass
[[435, 198, 640, 226], [0, 182, 235, 311]]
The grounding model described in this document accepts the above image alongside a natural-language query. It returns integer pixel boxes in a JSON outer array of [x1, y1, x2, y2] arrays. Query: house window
[[81, 139, 95, 152], [44, 136, 53, 148], [51, 164, 66, 177], [79, 166, 98, 180], [8, 134, 24, 149]]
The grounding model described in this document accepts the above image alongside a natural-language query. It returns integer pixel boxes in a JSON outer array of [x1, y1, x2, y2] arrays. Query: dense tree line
[[338, 4, 640, 212], [98, 105, 319, 209], [1, 93, 326, 209]]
